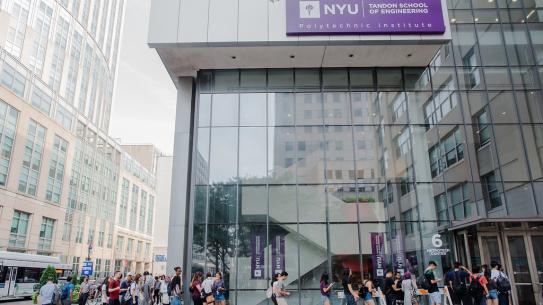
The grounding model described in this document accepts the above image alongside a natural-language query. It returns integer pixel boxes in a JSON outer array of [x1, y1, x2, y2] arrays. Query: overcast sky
[[110, 0, 177, 155]]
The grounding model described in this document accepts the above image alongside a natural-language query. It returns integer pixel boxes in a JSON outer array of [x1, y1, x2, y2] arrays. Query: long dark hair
[[320, 272, 329, 285]]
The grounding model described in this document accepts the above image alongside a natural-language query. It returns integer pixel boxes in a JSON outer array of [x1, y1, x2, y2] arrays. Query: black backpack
[[417, 273, 431, 290], [496, 273, 511, 293], [452, 271, 467, 294], [468, 276, 484, 299]]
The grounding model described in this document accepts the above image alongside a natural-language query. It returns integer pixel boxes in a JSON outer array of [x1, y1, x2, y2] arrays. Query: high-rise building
[[149, 0, 543, 304], [0, 0, 156, 279]]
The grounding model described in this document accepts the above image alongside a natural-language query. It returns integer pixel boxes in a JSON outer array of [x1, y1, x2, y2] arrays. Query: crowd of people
[[326, 261, 511, 305], [39, 260, 512, 305]]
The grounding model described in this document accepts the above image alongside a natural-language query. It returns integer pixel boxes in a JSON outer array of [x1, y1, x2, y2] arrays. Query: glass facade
[[189, 61, 542, 304]]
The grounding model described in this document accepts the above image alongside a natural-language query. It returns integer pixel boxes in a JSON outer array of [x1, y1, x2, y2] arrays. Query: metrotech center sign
[[287, 0, 446, 35]]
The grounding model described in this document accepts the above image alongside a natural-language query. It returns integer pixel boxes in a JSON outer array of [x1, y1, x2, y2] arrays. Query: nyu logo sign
[[300, 1, 359, 18], [288, 0, 446, 35]]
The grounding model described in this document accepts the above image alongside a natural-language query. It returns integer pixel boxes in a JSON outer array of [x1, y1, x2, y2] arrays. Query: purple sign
[[251, 232, 265, 279], [271, 234, 285, 275], [392, 235, 406, 275], [286, 0, 446, 35], [371, 233, 386, 278]]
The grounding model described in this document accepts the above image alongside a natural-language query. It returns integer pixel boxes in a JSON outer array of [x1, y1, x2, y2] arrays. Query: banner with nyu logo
[[271, 234, 286, 275], [251, 231, 265, 279], [287, 0, 446, 35], [371, 233, 386, 279], [392, 234, 406, 275]]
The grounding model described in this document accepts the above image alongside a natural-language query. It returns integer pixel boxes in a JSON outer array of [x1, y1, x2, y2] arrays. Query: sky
[[110, 0, 177, 155]]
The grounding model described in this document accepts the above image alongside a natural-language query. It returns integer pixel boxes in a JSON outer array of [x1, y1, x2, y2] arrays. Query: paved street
[[0, 300, 33, 305]]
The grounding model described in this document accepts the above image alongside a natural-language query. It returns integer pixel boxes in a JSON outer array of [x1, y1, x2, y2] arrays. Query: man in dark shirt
[[120, 273, 133, 305], [383, 270, 395, 305], [425, 261, 442, 305], [445, 262, 472, 305], [170, 266, 183, 302]]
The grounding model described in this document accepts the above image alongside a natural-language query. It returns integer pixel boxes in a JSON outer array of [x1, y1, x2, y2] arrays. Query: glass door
[[479, 234, 503, 265], [506, 235, 536, 305], [528, 235, 543, 305]]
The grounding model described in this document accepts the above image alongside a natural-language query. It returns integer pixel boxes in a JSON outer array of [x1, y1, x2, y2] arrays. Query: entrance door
[[505, 235, 538, 305], [528, 235, 543, 305], [6, 267, 17, 297], [479, 234, 503, 265]]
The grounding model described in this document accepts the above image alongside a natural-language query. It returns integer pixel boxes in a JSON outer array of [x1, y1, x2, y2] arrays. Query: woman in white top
[[131, 274, 142, 305], [101, 277, 110, 305], [159, 276, 170, 305], [401, 272, 418, 305]]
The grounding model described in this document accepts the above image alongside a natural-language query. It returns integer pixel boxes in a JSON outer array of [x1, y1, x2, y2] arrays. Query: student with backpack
[[469, 266, 488, 305], [490, 262, 511, 305], [446, 262, 472, 305], [60, 276, 75, 305]]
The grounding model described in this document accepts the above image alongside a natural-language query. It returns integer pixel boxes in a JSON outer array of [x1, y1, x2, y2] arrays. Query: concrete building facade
[[0, 0, 158, 280]]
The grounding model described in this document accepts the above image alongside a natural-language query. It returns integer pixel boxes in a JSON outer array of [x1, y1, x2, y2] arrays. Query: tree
[[39, 265, 58, 288]]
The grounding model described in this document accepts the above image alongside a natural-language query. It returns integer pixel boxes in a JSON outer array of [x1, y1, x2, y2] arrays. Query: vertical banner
[[371, 233, 386, 278], [251, 231, 265, 279], [392, 234, 406, 275], [271, 234, 285, 275]]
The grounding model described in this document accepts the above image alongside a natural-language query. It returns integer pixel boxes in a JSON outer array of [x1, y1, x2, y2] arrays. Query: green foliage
[[39, 265, 58, 288], [72, 284, 81, 303], [32, 291, 38, 304]]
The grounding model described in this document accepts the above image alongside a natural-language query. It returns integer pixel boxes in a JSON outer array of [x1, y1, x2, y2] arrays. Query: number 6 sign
[[432, 234, 443, 248]]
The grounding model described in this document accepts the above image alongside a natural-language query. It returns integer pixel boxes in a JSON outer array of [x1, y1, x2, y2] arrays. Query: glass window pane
[[209, 127, 238, 183], [212, 94, 239, 126], [268, 93, 294, 126], [240, 93, 266, 126], [214, 70, 239, 93], [239, 127, 267, 182]]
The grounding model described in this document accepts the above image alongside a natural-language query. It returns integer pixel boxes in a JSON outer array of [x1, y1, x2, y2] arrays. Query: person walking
[[341, 269, 358, 305], [60, 277, 75, 305], [424, 261, 442, 305], [201, 273, 215, 305], [446, 262, 472, 305], [394, 272, 405, 305], [142, 272, 153, 305], [490, 262, 511, 305], [384, 270, 396, 305], [274, 271, 290, 305], [120, 273, 133, 305], [213, 272, 226, 305], [319, 272, 334, 305], [270, 273, 279, 305], [401, 272, 418, 305], [485, 267, 498, 305], [470, 266, 488, 305], [109, 272, 123, 305], [158, 276, 169, 305], [361, 279, 377, 305], [131, 274, 142, 305], [170, 267, 183, 305], [79, 276, 91, 305], [101, 277, 110, 305], [189, 272, 203, 305], [40, 277, 58, 305], [153, 276, 160, 305]]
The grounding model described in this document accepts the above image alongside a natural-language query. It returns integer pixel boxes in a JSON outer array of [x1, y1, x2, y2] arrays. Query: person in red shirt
[[109, 271, 123, 305]]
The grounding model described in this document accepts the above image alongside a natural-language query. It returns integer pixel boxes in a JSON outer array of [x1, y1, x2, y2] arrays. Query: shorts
[[215, 293, 225, 301], [488, 290, 498, 300], [345, 294, 357, 305], [320, 295, 330, 303], [429, 292, 441, 304], [364, 292, 373, 301]]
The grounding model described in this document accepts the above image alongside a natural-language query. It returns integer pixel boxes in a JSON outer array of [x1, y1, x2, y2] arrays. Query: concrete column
[[166, 76, 195, 278]]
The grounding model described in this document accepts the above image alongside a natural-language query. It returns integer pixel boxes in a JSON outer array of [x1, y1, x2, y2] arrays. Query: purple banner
[[251, 232, 265, 279], [287, 0, 446, 35], [392, 235, 406, 275], [371, 233, 386, 278], [271, 234, 286, 275]]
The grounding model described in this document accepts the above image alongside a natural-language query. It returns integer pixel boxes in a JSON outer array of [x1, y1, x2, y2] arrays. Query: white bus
[[0, 251, 71, 300]]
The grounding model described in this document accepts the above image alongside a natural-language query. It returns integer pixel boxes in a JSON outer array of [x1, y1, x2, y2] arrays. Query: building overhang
[[148, 0, 452, 79]]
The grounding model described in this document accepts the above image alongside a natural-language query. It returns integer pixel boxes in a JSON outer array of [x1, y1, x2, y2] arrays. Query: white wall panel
[[237, 0, 268, 43], [178, 0, 209, 44], [207, 0, 238, 43], [268, 0, 298, 44], [148, 0, 179, 44]]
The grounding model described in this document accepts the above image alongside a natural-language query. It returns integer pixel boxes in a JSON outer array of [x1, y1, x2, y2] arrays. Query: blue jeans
[[345, 294, 356, 305]]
